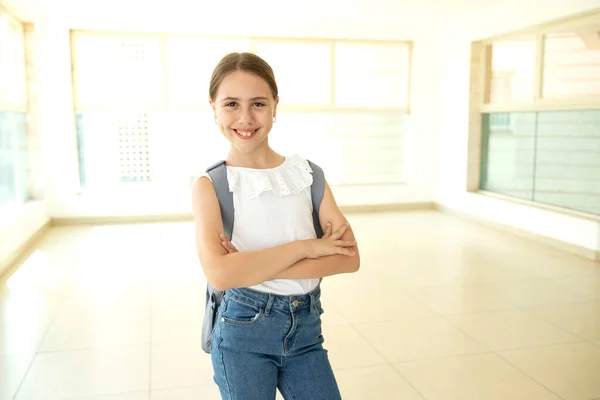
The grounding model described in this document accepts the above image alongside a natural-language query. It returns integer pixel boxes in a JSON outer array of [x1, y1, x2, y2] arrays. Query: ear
[[209, 99, 217, 119], [273, 96, 279, 118]]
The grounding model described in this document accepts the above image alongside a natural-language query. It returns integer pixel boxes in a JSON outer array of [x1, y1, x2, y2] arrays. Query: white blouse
[[195, 154, 320, 295]]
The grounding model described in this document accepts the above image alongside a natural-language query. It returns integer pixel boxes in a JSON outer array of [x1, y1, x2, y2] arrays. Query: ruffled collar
[[226, 154, 314, 199]]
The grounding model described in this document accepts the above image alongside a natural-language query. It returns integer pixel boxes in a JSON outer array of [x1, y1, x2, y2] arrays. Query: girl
[[191, 52, 360, 400]]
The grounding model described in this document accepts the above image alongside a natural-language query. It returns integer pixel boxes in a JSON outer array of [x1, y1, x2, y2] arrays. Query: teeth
[[237, 130, 255, 137]]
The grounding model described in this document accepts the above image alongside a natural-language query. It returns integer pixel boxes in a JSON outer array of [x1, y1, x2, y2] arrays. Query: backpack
[[201, 159, 326, 354]]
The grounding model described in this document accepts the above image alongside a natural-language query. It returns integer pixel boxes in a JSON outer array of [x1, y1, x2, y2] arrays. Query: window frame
[[70, 30, 413, 189], [70, 31, 412, 114], [479, 11, 600, 113], [469, 10, 600, 221]]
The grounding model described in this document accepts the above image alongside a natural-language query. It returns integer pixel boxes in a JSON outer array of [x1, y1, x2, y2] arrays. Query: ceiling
[[2, 0, 508, 25]]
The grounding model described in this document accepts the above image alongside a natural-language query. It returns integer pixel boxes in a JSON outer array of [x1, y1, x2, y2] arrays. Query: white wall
[[0, 201, 48, 276], [430, 0, 600, 254]]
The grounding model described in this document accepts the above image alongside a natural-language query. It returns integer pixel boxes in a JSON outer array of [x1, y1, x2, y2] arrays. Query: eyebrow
[[220, 96, 270, 102]]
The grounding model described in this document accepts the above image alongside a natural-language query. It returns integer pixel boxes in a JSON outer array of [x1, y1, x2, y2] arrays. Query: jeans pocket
[[221, 298, 265, 326]]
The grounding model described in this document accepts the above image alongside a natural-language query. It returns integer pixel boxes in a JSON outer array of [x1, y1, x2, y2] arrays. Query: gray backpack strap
[[201, 160, 232, 354], [206, 161, 234, 240], [307, 160, 325, 239], [308, 160, 326, 286]]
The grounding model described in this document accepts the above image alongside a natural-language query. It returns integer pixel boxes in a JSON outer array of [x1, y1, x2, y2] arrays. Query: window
[[335, 42, 410, 108], [0, 11, 29, 210], [478, 11, 600, 216], [255, 41, 331, 105], [543, 31, 600, 99], [71, 32, 411, 191], [487, 37, 536, 105]]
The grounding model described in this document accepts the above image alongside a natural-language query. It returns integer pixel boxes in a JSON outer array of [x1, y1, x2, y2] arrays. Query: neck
[[226, 144, 284, 169]]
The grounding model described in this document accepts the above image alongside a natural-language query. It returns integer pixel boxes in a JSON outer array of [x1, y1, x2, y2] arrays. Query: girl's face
[[211, 70, 278, 155]]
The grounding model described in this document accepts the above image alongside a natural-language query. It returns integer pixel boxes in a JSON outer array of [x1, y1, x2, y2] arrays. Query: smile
[[233, 129, 258, 139]]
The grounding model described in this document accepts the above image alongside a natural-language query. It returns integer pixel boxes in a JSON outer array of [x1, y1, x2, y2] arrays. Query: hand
[[303, 222, 357, 259], [220, 233, 238, 254]]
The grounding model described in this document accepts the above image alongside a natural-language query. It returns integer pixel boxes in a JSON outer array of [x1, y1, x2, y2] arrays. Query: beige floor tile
[[445, 309, 580, 351], [3, 213, 599, 400], [335, 365, 423, 400], [326, 284, 435, 324], [319, 303, 348, 327], [15, 345, 149, 400], [501, 342, 600, 400], [39, 309, 150, 352], [409, 285, 517, 315], [151, 342, 214, 390], [152, 385, 221, 400], [395, 353, 561, 400], [151, 309, 203, 344], [525, 303, 600, 341], [0, 353, 33, 400], [0, 282, 62, 356], [354, 317, 489, 363], [481, 280, 593, 308], [553, 271, 600, 300], [71, 392, 148, 400], [322, 325, 387, 370]]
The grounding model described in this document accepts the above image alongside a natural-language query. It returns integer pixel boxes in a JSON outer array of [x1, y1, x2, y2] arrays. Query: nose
[[237, 105, 255, 124]]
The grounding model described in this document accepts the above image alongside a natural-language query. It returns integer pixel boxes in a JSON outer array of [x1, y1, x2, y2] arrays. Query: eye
[[225, 101, 237, 107], [253, 102, 266, 107]]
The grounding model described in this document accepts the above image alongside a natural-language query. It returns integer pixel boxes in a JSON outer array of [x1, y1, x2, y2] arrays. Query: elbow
[[202, 257, 232, 292], [207, 270, 232, 292], [210, 278, 230, 292], [351, 257, 360, 273], [347, 251, 361, 273]]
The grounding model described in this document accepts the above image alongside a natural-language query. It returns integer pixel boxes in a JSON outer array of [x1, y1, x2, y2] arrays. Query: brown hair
[[209, 52, 278, 102]]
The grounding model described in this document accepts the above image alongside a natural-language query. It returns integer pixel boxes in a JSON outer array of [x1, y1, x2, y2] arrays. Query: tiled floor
[[1, 210, 599, 400]]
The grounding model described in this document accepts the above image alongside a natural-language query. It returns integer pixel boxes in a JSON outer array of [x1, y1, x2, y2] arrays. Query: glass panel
[[542, 31, 600, 99], [255, 42, 331, 106], [336, 113, 405, 184], [335, 43, 409, 108], [77, 111, 229, 190], [167, 37, 252, 108], [0, 12, 27, 107], [481, 110, 600, 215], [480, 112, 536, 200], [78, 111, 405, 189], [487, 37, 536, 104], [73, 35, 164, 108], [533, 109, 600, 214], [0, 111, 29, 208]]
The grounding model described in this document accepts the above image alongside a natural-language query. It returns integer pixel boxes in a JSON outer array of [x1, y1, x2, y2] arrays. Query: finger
[[331, 223, 350, 240], [324, 223, 332, 238], [221, 240, 234, 254], [224, 240, 237, 253], [336, 247, 356, 256], [334, 239, 357, 247]]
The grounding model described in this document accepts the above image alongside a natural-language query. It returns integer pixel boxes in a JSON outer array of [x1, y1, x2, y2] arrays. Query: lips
[[233, 128, 258, 140]]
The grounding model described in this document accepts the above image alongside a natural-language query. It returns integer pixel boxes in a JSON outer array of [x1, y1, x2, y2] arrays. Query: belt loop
[[264, 294, 275, 316]]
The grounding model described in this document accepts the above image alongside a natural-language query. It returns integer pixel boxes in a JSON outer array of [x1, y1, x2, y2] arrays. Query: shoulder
[[190, 172, 212, 185]]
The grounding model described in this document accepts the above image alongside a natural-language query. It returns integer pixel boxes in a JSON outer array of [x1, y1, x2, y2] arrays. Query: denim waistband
[[225, 286, 321, 314]]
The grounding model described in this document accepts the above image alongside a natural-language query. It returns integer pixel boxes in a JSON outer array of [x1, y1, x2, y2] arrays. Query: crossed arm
[[192, 177, 360, 290]]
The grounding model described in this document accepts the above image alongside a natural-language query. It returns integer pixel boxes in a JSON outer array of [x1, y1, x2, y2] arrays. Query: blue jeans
[[211, 286, 342, 400]]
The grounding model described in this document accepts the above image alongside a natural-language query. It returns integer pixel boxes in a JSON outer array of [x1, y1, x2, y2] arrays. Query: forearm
[[209, 241, 307, 290], [273, 252, 360, 280]]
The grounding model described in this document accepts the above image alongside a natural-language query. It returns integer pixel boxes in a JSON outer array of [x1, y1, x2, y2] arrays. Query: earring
[[214, 118, 218, 124], [272, 117, 276, 123]]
